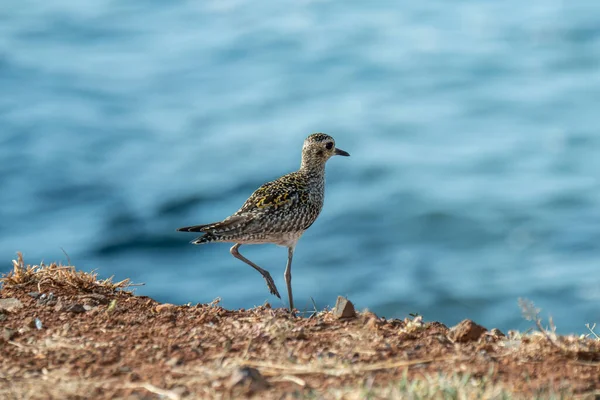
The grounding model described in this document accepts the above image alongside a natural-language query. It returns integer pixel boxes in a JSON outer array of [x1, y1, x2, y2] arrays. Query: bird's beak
[[334, 148, 350, 157]]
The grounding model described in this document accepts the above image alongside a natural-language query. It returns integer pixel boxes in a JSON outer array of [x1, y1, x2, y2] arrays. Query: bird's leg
[[284, 246, 294, 314], [230, 244, 281, 299]]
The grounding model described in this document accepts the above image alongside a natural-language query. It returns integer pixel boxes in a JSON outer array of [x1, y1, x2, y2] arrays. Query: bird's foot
[[262, 272, 281, 299]]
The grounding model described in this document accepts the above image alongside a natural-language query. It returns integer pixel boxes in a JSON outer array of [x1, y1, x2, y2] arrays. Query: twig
[[270, 375, 306, 387], [519, 298, 564, 351], [533, 316, 566, 352], [308, 297, 319, 319], [242, 337, 253, 359], [585, 323, 599, 340], [37, 277, 54, 292], [125, 383, 181, 400], [518, 298, 598, 360], [60, 247, 72, 267], [241, 357, 448, 377]]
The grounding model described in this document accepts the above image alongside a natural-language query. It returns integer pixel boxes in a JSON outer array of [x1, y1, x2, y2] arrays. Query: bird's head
[[301, 133, 350, 168]]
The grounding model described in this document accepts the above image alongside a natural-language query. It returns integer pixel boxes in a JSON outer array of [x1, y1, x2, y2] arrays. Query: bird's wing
[[235, 175, 307, 216], [178, 174, 308, 237]]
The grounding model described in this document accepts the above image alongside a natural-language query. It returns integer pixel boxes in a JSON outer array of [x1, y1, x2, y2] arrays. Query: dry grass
[[333, 370, 575, 400], [1, 255, 599, 399], [585, 324, 600, 341], [1, 252, 135, 294], [0, 368, 575, 400], [519, 298, 600, 361]]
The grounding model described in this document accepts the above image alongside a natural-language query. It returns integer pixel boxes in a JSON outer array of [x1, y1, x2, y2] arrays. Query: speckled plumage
[[177, 133, 350, 312]]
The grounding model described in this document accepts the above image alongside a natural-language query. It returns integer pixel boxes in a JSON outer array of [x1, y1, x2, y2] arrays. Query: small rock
[[28, 292, 41, 299], [38, 294, 56, 306], [171, 386, 188, 397], [333, 296, 356, 319], [363, 311, 381, 330], [490, 328, 505, 338], [25, 317, 37, 329], [54, 301, 65, 312], [66, 304, 86, 313], [292, 327, 307, 340], [156, 303, 175, 312], [35, 318, 43, 330], [166, 356, 182, 367], [83, 305, 94, 312], [61, 323, 71, 335], [0, 298, 23, 312], [117, 366, 132, 374], [448, 319, 487, 343], [405, 315, 424, 330], [3, 327, 16, 341], [229, 367, 269, 391], [38, 293, 56, 305], [18, 326, 31, 335], [77, 293, 108, 304]]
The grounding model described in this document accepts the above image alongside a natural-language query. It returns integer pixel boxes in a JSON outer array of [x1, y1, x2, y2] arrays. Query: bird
[[177, 133, 350, 312]]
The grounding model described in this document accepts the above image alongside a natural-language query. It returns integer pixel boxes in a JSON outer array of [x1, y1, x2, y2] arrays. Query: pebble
[[448, 319, 487, 343], [166, 356, 182, 367], [25, 317, 38, 329], [38, 293, 56, 306], [18, 326, 31, 335], [3, 327, 15, 341], [66, 304, 86, 313], [156, 303, 176, 312], [54, 300, 65, 312], [229, 366, 269, 391], [333, 296, 356, 319], [77, 293, 108, 305], [0, 298, 23, 312], [490, 328, 505, 337]]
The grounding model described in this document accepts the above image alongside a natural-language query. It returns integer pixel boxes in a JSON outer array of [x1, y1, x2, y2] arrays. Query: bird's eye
[[325, 142, 333, 150]]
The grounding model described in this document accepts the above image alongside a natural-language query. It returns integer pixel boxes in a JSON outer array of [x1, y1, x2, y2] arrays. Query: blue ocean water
[[1, 1, 599, 334]]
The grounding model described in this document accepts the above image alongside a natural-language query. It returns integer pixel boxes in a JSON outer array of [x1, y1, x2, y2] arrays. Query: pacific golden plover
[[177, 133, 350, 312]]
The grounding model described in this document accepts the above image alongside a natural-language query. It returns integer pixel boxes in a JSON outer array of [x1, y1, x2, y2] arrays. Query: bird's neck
[[299, 158, 326, 181]]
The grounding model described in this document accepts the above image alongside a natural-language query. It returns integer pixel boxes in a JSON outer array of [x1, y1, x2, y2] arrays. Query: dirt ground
[[1, 256, 599, 399]]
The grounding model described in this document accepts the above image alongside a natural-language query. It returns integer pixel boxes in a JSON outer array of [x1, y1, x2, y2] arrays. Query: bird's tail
[[176, 223, 217, 233], [190, 233, 219, 245], [177, 215, 248, 233], [178, 221, 234, 244]]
